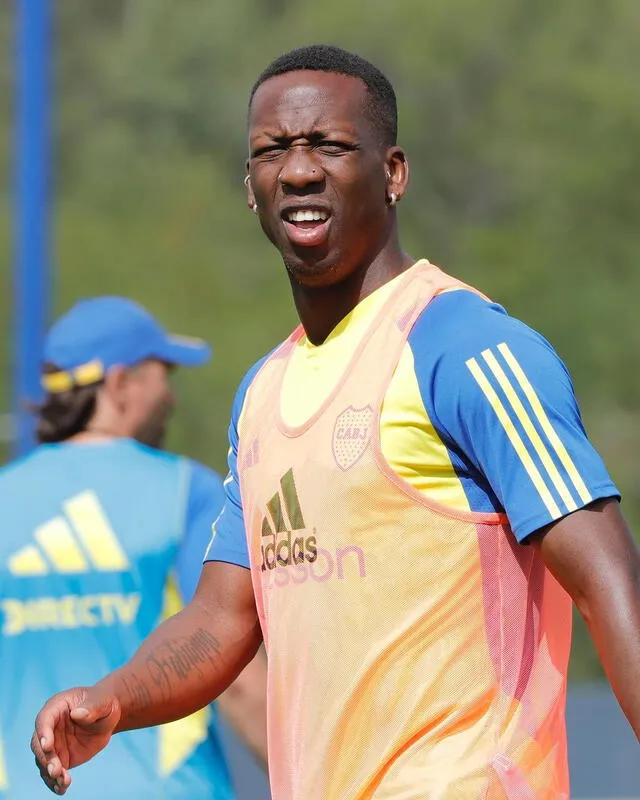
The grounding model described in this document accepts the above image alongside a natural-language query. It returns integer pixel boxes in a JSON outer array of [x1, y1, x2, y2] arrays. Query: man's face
[[247, 71, 394, 287], [123, 360, 175, 448]]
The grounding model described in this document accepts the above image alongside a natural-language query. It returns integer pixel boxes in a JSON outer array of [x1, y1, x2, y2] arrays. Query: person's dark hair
[[250, 44, 398, 146], [35, 364, 102, 444]]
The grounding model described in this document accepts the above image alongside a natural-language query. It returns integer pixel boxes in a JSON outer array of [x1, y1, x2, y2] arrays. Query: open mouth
[[281, 207, 332, 247], [285, 209, 329, 225]]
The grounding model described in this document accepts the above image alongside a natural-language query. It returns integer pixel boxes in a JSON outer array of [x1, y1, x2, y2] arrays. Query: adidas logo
[[8, 490, 130, 576], [260, 468, 317, 572]]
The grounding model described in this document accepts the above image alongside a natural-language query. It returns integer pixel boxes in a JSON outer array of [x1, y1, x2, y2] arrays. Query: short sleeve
[[175, 461, 226, 602], [411, 290, 619, 541], [204, 356, 269, 570]]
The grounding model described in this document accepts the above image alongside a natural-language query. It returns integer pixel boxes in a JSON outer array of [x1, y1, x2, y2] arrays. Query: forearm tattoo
[[145, 629, 222, 699], [120, 674, 153, 717], [121, 629, 222, 722]]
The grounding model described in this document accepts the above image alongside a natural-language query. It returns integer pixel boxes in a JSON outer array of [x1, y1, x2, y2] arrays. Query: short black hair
[[250, 44, 398, 146]]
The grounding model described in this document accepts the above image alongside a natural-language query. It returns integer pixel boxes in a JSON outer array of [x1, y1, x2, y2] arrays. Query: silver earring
[[388, 192, 397, 206], [252, 203, 258, 214], [244, 176, 250, 187]]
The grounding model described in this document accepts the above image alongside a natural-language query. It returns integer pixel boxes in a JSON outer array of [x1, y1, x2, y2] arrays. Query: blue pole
[[13, 0, 51, 457]]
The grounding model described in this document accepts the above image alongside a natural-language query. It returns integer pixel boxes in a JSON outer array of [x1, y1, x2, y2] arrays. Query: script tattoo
[[145, 628, 222, 700], [121, 674, 153, 717]]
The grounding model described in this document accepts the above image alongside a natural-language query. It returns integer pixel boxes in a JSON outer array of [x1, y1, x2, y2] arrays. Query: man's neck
[[68, 430, 119, 443], [290, 245, 415, 345]]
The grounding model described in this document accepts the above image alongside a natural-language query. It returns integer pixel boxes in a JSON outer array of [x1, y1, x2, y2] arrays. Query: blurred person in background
[[33, 46, 640, 800], [0, 296, 266, 799]]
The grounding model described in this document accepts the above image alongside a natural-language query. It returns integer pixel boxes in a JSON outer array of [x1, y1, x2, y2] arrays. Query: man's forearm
[[98, 597, 262, 732], [578, 581, 640, 739], [534, 500, 640, 739]]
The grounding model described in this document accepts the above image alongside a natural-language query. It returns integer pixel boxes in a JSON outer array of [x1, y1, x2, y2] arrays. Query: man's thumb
[[69, 706, 91, 721], [69, 697, 115, 729]]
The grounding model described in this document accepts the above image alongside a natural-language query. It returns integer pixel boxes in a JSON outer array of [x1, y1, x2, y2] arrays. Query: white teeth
[[286, 209, 329, 223]]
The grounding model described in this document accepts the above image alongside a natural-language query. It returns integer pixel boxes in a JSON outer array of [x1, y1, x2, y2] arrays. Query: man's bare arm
[[532, 498, 640, 737], [32, 561, 261, 794], [106, 562, 261, 732]]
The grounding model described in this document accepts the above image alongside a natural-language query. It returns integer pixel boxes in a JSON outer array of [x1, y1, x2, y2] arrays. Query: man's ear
[[245, 167, 256, 211], [102, 365, 129, 410], [385, 147, 410, 204]]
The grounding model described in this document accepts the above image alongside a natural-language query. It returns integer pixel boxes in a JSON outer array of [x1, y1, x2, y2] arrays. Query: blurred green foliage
[[1, 0, 639, 680]]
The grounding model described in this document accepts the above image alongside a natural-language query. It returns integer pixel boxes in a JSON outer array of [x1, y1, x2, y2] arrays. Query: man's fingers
[[38, 726, 55, 753], [32, 731, 60, 792], [34, 752, 70, 795], [53, 767, 72, 794], [45, 755, 64, 779], [32, 690, 103, 793], [31, 730, 53, 770], [34, 702, 63, 753], [31, 707, 73, 794]]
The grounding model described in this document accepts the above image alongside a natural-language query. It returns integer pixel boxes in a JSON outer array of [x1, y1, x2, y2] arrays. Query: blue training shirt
[[0, 439, 233, 800]]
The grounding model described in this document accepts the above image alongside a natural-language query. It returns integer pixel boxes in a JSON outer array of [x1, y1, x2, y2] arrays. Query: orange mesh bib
[[238, 263, 571, 800]]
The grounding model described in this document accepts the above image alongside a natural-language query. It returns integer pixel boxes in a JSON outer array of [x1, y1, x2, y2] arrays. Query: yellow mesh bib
[[239, 263, 571, 800]]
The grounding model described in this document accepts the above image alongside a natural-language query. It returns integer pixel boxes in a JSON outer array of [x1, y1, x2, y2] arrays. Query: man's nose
[[278, 148, 323, 190]]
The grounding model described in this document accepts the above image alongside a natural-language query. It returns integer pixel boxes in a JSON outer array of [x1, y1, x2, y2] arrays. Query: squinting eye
[[256, 146, 286, 159], [317, 142, 349, 155]]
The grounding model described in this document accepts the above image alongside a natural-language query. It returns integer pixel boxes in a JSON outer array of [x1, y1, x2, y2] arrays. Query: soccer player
[[32, 47, 640, 799], [1, 297, 266, 799]]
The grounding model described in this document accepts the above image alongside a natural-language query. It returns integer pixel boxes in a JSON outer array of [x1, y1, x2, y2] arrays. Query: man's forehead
[[250, 70, 367, 129]]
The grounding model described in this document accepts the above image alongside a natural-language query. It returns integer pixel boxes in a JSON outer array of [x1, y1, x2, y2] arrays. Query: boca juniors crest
[[332, 405, 374, 471]]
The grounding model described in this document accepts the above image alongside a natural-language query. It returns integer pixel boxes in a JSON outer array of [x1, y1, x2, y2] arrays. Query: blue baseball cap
[[42, 296, 211, 393]]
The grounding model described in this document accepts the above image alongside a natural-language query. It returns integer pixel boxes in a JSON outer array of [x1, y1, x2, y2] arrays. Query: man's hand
[[29, 562, 260, 793], [31, 687, 121, 794]]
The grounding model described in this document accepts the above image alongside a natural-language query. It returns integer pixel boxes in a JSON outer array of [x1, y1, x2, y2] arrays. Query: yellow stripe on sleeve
[[466, 358, 561, 519], [481, 349, 577, 512], [497, 343, 592, 505]]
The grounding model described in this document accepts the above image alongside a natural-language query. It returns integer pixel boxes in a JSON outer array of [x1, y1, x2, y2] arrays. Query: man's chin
[[285, 258, 358, 291], [284, 247, 344, 287]]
